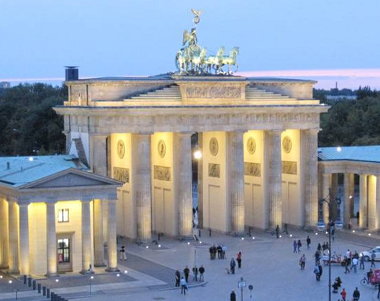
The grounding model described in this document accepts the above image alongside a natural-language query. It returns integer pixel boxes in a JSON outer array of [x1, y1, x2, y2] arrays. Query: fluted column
[[46, 202, 57, 276], [93, 199, 105, 267], [90, 135, 108, 177], [265, 129, 283, 229], [321, 173, 331, 223], [132, 133, 152, 242], [8, 201, 19, 274], [343, 173, 354, 227], [359, 174, 368, 228], [301, 129, 319, 227], [228, 131, 245, 233], [106, 199, 118, 271], [81, 199, 92, 273], [0, 199, 9, 269], [174, 133, 193, 237], [376, 176, 380, 229], [19, 202, 30, 275]]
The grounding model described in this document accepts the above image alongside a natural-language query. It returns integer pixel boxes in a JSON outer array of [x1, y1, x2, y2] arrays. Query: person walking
[[183, 266, 190, 282], [306, 236, 311, 249], [236, 252, 242, 269], [230, 258, 236, 274], [230, 290, 237, 301], [199, 265, 205, 281], [371, 251, 376, 268], [352, 287, 360, 301], [351, 257, 358, 273], [192, 266, 198, 281], [175, 270, 181, 287], [180, 277, 188, 295], [340, 288, 347, 301], [293, 240, 297, 253], [297, 240, 302, 253], [275, 225, 280, 238], [119, 246, 127, 261], [314, 264, 321, 281], [359, 255, 365, 270], [299, 254, 306, 270], [344, 256, 350, 274]]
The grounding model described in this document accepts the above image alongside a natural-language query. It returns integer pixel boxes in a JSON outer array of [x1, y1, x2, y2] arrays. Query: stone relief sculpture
[[175, 9, 239, 75]]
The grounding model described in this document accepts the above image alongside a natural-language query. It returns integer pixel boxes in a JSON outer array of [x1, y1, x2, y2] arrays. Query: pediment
[[20, 169, 121, 189]]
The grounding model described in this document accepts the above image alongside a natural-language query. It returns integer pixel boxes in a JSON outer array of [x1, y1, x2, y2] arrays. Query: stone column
[[91, 135, 108, 177], [227, 131, 245, 234], [106, 199, 118, 271], [8, 201, 19, 274], [321, 173, 331, 223], [265, 129, 283, 229], [46, 202, 57, 276], [0, 199, 9, 269], [343, 173, 354, 228], [81, 199, 92, 273], [376, 175, 380, 230], [301, 129, 319, 227], [19, 202, 30, 275], [174, 132, 193, 237], [359, 174, 368, 228], [93, 199, 105, 267], [132, 133, 152, 242]]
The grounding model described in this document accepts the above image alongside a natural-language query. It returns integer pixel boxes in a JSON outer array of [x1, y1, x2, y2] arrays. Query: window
[[58, 209, 69, 223], [57, 238, 70, 263]]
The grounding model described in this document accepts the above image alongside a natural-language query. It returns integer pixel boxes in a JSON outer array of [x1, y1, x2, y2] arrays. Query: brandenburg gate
[[55, 10, 328, 241]]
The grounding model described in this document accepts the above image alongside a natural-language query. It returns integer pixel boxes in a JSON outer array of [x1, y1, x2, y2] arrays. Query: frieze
[[244, 162, 261, 177], [154, 165, 171, 181], [208, 163, 220, 178], [282, 161, 297, 175], [113, 167, 129, 183], [185, 86, 241, 99]]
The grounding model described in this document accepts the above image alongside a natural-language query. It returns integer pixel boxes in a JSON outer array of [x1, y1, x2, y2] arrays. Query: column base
[[7, 268, 20, 275], [105, 267, 120, 273], [46, 272, 59, 278], [94, 263, 106, 268]]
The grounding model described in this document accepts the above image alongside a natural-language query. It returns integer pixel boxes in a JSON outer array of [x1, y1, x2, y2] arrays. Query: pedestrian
[[371, 251, 376, 268], [377, 282, 380, 299], [359, 255, 365, 270], [306, 235, 311, 249], [351, 257, 358, 273], [192, 266, 198, 281], [180, 277, 188, 295], [199, 265, 205, 281], [275, 225, 280, 238], [222, 245, 227, 259], [340, 288, 347, 301], [192, 227, 199, 241], [293, 240, 297, 253], [367, 268, 373, 283], [299, 254, 306, 270], [352, 287, 360, 301], [317, 243, 322, 252], [344, 256, 350, 274], [297, 239, 302, 253], [175, 270, 181, 287], [346, 249, 351, 259], [236, 251, 242, 268], [183, 266, 190, 282], [230, 290, 236, 301], [315, 250, 321, 264], [314, 264, 321, 281], [217, 245, 222, 259], [230, 258, 236, 274], [119, 245, 127, 261], [318, 263, 323, 278]]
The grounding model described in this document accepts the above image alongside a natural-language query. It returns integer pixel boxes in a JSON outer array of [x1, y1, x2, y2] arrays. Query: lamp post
[[8, 280, 18, 300], [89, 275, 94, 295], [318, 188, 341, 301]]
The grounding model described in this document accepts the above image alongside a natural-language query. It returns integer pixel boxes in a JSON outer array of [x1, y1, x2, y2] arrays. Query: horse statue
[[191, 48, 207, 74], [221, 47, 239, 74], [204, 47, 225, 74]]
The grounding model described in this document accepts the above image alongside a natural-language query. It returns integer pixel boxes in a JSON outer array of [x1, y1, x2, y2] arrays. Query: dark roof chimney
[[65, 66, 79, 81]]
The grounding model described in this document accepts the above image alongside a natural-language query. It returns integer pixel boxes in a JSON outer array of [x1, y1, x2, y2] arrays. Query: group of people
[[175, 265, 205, 294], [209, 244, 227, 260], [292, 239, 303, 253], [227, 252, 243, 274]]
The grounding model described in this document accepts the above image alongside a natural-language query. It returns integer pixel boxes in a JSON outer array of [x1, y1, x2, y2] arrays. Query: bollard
[[50, 292, 55, 301], [43, 286, 46, 296], [46, 288, 50, 298], [38, 283, 41, 293], [23, 275, 27, 284], [198, 229, 201, 238], [28, 277, 32, 287], [32, 279, 36, 290]]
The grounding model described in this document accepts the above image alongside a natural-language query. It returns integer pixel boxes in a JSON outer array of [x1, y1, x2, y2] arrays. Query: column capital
[[133, 131, 153, 136], [175, 131, 195, 137], [18, 200, 30, 207], [267, 129, 283, 136], [45, 198, 57, 205], [81, 196, 93, 203]]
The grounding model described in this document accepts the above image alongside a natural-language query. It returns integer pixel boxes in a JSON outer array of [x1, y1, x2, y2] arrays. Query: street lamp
[[89, 275, 94, 295], [8, 280, 18, 300], [318, 189, 342, 301]]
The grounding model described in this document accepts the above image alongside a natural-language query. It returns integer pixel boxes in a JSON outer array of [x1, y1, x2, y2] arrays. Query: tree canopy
[[0, 83, 66, 156]]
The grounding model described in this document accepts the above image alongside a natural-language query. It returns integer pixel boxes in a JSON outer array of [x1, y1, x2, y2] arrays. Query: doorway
[[57, 234, 73, 272]]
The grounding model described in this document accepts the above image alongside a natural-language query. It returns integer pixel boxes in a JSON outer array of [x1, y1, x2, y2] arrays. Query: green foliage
[[318, 88, 380, 146], [0, 83, 67, 156]]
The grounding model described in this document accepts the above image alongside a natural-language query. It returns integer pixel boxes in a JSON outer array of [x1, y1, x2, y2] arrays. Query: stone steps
[[246, 87, 290, 99], [130, 86, 181, 100]]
